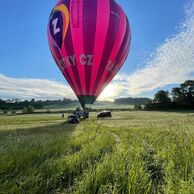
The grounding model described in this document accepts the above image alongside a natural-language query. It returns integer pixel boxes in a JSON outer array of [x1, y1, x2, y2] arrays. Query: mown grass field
[[0, 111, 194, 194], [43, 102, 134, 111]]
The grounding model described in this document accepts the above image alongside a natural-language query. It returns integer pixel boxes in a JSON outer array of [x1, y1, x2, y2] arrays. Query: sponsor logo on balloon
[[106, 60, 119, 73], [110, 11, 120, 19], [50, 4, 70, 49], [58, 54, 94, 69], [52, 18, 60, 35]]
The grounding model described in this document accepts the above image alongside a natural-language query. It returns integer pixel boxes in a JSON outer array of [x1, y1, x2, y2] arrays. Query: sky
[[0, 0, 194, 101]]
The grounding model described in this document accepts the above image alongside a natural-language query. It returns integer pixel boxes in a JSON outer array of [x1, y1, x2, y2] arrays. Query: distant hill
[[114, 97, 152, 105]]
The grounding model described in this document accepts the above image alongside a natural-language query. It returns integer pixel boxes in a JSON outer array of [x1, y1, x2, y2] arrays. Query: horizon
[[0, 95, 152, 102], [0, 0, 194, 102]]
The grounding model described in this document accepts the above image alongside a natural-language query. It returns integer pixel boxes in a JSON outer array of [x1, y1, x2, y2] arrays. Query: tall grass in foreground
[[0, 112, 194, 193]]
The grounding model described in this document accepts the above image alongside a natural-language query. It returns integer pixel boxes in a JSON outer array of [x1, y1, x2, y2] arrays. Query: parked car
[[68, 114, 80, 124], [97, 111, 112, 118], [74, 110, 89, 119]]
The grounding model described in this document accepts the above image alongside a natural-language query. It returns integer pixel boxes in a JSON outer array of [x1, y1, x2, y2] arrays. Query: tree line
[[0, 98, 75, 110], [114, 97, 151, 105], [145, 80, 194, 110]]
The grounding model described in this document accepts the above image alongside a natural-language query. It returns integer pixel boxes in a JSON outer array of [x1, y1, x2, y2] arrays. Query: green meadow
[[0, 111, 194, 194], [43, 102, 134, 111]]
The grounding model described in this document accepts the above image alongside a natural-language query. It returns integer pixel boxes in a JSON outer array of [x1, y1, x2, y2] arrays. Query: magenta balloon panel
[[48, 0, 131, 108]]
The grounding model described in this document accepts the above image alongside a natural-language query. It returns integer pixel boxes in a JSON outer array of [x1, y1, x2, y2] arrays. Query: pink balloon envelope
[[48, 0, 131, 108]]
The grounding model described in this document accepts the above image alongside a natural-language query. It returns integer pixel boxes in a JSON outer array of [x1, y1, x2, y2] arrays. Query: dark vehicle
[[68, 114, 80, 124], [74, 110, 89, 119], [97, 111, 112, 118]]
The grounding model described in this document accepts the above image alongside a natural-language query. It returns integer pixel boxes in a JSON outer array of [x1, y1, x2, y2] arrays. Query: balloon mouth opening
[[77, 95, 97, 109]]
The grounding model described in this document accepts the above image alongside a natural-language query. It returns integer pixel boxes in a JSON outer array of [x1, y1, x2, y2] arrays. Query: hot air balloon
[[48, 0, 131, 109]]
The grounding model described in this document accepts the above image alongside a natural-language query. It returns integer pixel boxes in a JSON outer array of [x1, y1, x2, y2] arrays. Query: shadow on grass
[[0, 121, 80, 193], [0, 121, 78, 140]]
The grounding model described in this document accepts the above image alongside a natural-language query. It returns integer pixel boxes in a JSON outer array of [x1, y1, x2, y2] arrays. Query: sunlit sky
[[0, 0, 194, 101]]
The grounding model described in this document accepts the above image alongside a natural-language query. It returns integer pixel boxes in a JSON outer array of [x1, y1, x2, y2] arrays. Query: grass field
[[0, 111, 194, 194], [43, 101, 134, 111]]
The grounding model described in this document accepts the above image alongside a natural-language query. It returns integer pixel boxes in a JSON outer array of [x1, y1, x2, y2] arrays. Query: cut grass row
[[70, 127, 194, 194]]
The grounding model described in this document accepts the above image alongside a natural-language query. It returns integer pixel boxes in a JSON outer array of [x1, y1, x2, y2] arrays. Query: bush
[[46, 109, 51, 113], [3, 110, 8, 114], [134, 105, 142, 110], [23, 106, 34, 114], [75, 107, 81, 112], [11, 110, 16, 114]]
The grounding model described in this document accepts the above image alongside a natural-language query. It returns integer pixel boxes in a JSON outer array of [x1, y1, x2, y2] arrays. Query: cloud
[[123, 0, 194, 95], [0, 73, 123, 101], [0, 74, 76, 100]]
